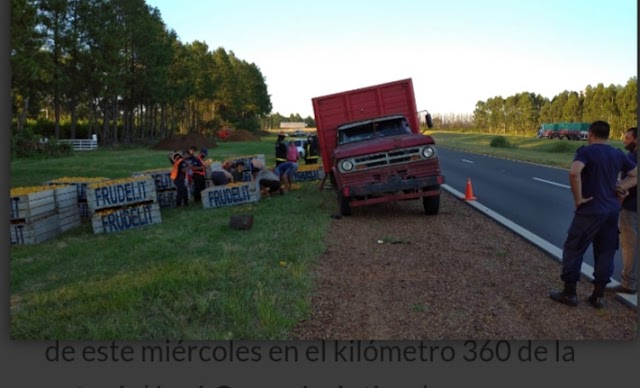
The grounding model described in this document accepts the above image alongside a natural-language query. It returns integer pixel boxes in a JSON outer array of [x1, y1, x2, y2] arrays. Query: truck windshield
[[337, 117, 411, 145]]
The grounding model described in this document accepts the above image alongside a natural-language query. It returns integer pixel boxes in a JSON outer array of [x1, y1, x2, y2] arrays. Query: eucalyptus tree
[[472, 101, 489, 132], [561, 91, 582, 123], [616, 77, 637, 131]]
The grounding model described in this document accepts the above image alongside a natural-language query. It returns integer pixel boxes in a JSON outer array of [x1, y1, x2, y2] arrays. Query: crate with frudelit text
[[86, 176, 162, 234], [201, 181, 260, 209], [293, 164, 325, 182], [132, 168, 178, 208], [47, 176, 111, 218]]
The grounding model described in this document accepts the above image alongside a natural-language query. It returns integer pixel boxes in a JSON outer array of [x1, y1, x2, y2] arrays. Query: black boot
[[550, 282, 578, 306], [587, 283, 606, 309]]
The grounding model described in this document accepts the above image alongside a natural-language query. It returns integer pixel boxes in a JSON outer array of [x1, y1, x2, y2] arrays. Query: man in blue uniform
[[549, 121, 637, 308]]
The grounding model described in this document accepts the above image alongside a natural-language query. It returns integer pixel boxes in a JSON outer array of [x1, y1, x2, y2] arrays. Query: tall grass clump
[[489, 136, 517, 149]]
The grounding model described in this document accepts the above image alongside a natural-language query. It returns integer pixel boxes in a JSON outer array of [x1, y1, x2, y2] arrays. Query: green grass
[[425, 131, 626, 169], [10, 138, 336, 340]]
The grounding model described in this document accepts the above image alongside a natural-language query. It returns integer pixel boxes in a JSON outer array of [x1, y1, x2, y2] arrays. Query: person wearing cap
[[275, 132, 288, 166]]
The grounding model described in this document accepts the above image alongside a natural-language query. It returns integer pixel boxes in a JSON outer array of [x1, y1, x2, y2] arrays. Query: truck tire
[[338, 192, 352, 216], [423, 194, 440, 215]]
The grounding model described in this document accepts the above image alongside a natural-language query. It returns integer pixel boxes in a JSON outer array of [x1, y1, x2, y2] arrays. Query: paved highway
[[437, 147, 624, 281]]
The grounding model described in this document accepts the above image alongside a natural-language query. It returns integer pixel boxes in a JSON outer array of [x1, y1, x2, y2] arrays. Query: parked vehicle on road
[[312, 78, 444, 216]]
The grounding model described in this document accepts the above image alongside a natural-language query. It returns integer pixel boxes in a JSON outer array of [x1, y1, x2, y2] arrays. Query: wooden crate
[[53, 185, 81, 232], [156, 189, 177, 208], [132, 169, 173, 191], [201, 182, 260, 209], [293, 165, 325, 182], [47, 177, 110, 202], [47, 177, 111, 219], [10, 213, 60, 245], [87, 176, 157, 212], [10, 187, 57, 222], [91, 202, 162, 234]]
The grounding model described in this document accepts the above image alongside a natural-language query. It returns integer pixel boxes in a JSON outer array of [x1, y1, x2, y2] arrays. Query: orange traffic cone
[[464, 178, 477, 201]]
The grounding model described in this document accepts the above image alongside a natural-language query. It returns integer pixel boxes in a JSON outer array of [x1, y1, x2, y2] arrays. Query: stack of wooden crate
[[132, 168, 177, 208], [47, 177, 110, 219], [86, 176, 162, 234], [10, 185, 81, 244]]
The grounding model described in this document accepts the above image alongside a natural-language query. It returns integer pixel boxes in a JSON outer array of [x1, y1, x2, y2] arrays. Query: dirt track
[[291, 191, 637, 340]]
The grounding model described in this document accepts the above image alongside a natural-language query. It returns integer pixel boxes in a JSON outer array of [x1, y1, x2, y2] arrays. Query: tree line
[[11, 0, 272, 145], [461, 78, 636, 138]]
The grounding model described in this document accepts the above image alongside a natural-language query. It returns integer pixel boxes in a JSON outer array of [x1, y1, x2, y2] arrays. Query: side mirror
[[426, 113, 433, 129]]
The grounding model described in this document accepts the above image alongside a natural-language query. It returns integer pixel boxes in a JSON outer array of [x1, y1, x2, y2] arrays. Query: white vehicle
[[293, 139, 305, 159]]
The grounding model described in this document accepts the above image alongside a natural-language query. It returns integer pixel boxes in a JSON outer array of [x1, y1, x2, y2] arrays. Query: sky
[[145, 0, 637, 118]]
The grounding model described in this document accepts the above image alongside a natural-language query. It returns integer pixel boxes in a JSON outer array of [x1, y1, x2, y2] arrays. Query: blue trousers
[[561, 211, 619, 284]]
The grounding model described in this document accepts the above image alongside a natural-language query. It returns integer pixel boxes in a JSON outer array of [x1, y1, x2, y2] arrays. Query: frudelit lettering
[[208, 185, 251, 207], [100, 205, 153, 233], [94, 181, 148, 207]]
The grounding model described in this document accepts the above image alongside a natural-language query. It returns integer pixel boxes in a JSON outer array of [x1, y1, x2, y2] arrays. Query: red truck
[[312, 78, 444, 216]]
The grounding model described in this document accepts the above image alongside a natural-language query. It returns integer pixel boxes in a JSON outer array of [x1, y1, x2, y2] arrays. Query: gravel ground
[[291, 191, 638, 340]]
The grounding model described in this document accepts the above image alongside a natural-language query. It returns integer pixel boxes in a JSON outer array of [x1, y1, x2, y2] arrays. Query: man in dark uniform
[[304, 134, 320, 164], [550, 121, 637, 308], [188, 146, 207, 202], [275, 132, 288, 166]]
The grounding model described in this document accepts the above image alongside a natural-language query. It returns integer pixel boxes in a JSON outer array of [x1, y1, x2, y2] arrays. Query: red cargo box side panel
[[312, 78, 418, 174]]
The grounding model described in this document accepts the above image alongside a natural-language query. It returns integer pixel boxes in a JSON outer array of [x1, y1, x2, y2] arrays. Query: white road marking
[[533, 177, 570, 189], [461, 159, 475, 164], [441, 183, 637, 309]]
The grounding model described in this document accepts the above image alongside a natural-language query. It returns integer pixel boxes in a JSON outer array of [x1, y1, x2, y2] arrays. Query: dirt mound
[[150, 133, 218, 151], [226, 129, 261, 142]]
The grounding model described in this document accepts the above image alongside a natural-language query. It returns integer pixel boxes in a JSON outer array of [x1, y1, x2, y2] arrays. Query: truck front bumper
[[343, 175, 444, 207]]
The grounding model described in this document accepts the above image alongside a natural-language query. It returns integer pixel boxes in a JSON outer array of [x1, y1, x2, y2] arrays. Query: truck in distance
[[536, 122, 589, 140], [312, 78, 444, 216]]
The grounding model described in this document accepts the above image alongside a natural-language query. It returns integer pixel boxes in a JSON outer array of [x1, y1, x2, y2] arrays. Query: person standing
[[608, 127, 638, 294], [188, 146, 207, 202], [304, 134, 320, 164], [549, 121, 637, 308], [287, 140, 299, 163], [275, 132, 288, 166], [170, 151, 190, 207]]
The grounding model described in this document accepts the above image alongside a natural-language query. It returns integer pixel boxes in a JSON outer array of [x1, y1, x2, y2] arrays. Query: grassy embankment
[[425, 130, 626, 169]]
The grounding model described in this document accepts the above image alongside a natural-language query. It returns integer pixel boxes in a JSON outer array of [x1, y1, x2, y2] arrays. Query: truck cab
[[312, 79, 444, 216]]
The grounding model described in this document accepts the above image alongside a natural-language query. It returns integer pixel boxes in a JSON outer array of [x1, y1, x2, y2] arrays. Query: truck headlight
[[422, 146, 435, 159], [339, 159, 354, 172]]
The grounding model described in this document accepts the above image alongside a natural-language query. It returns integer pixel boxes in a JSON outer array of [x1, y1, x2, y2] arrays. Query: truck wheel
[[338, 192, 352, 216], [423, 194, 440, 215]]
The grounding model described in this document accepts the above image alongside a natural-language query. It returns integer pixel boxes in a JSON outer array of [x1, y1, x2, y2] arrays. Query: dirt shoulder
[[291, 191, 637, 340]]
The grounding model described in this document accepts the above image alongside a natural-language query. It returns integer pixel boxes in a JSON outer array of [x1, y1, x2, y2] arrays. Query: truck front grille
[[353, 147, 421, 170]]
